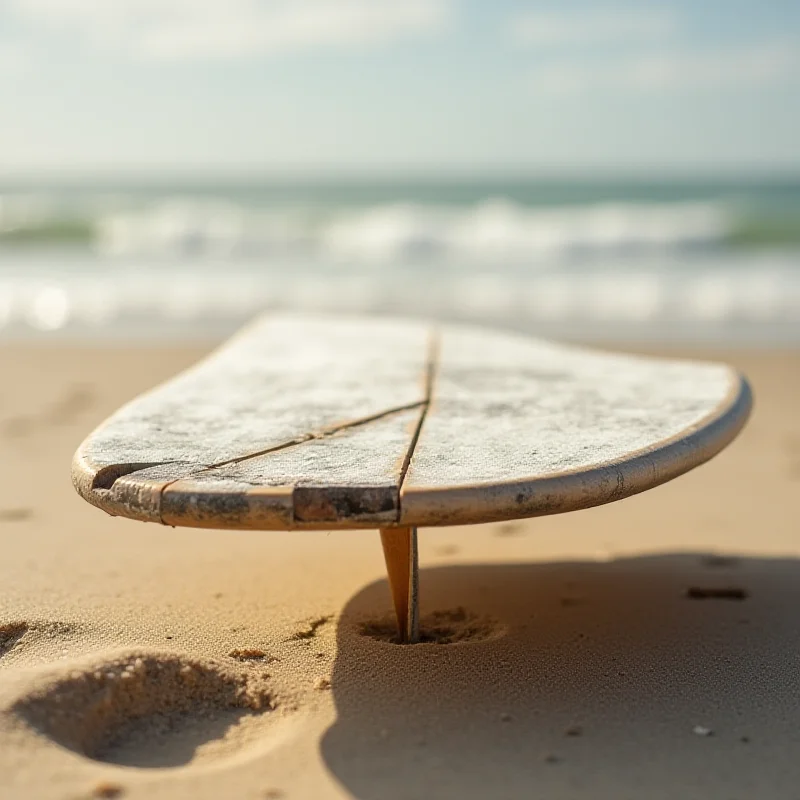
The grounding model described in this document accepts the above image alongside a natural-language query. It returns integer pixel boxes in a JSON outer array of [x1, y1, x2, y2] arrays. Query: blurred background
[[0, 0, 798, 345]]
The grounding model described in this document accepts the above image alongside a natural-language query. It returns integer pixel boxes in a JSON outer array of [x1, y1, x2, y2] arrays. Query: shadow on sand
[[321, 553, 800, 799]]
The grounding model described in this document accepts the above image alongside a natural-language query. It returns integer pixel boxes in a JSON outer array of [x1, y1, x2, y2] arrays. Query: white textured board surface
[[400, 326, 750, 525], [72, 314, 751, 529], [77, 315, 429, 470]]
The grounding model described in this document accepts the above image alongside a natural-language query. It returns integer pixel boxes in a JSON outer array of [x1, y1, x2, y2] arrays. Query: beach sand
[[1, 342, 799, 799]]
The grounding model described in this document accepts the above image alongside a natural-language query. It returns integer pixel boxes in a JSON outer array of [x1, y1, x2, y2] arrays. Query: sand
[[0, 342, 799, 799]]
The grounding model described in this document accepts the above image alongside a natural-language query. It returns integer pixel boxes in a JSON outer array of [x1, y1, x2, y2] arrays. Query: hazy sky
[[1, 0, 799, 175]]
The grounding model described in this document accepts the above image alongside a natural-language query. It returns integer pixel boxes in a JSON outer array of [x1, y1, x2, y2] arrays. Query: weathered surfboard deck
[[73, 314, 751, 643], [73, 313, 751, 532]]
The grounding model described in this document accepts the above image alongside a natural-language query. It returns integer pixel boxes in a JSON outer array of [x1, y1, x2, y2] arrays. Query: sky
[[0, 0, 799, 176]]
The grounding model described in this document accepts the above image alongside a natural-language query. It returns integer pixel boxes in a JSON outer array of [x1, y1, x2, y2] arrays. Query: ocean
[[1, 177, 798, 344]]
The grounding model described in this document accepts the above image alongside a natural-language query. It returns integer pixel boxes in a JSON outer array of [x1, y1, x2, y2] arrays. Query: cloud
[[8, 0, 450, 60], [531, 40, 800, 95], [511, 6, 800, 97], [0, 41, 29, 72], [509, 7, 677, 48]]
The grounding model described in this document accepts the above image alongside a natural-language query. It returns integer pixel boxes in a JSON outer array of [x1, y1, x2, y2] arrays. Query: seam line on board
[[155, 399, 428, 524], [395, 328, 440, 522], [202, 400, 427, 470]]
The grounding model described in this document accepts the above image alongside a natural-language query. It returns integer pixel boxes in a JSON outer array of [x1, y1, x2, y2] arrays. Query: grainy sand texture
[[1, 343, 799, 800]]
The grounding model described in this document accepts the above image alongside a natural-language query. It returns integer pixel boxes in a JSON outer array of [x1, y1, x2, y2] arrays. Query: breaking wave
[[2, 194, 793, 263]]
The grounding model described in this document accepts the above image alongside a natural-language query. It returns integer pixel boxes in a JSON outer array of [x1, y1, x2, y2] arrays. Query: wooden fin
[[379, 527, 419, 644]]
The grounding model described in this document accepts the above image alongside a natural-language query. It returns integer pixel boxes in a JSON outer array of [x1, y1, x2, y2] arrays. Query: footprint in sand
[[48, 384, 96, 426], [11, 652, 279, 769], [1, 385, 95, 440], [0, 620, 79, 665], [0, 508, 33, 523], [1, 416, 35, 440], [0, 622, 28, 660]]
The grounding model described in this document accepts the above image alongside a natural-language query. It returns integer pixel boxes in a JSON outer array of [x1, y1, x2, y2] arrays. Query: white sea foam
[[91, 198, 732, 263], [0, 252, 797, 343]]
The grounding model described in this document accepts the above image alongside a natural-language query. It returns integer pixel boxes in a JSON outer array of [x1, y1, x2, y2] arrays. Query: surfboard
[[72, 314, 752, 642]]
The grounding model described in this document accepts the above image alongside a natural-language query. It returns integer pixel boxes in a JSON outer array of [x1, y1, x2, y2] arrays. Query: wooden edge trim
[[161, 480, 294, 529]]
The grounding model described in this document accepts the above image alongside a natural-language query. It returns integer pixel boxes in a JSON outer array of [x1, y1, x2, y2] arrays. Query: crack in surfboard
[[394, 329, 439, 523], [195, 399, 428, 474]]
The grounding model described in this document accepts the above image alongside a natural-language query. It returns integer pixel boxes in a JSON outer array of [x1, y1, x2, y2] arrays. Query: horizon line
[[2, 165, 800, 185]]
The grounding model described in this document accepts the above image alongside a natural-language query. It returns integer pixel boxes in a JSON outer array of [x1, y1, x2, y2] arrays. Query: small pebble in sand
[[543, 753, 561, 764], [249, 695, 266, 711], [495, 522, 522, 537], [290, 615, 333, 641], [565, 725, 583, 737], [701, 554, 739, 568], [693, 725, 713, 737], [263, 789, 284, 799], [315, 677, 331, 691], [500, 712, 512, 722], [687, 586, 748, 600], [741, 736, 750, 744], [92, 782, 124, 798], [229, 648, 272, 661]]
